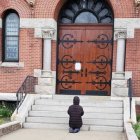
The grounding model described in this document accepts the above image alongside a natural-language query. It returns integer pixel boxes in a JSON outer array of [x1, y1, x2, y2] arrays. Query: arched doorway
[[56, 0, 114, 96]]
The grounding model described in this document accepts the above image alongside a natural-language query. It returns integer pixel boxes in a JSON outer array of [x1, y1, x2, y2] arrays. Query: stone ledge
[[125, 123, 138, 140], [0, 121, 21, 137], [0, 93, 16, 101], [0, 62, 24, 68]]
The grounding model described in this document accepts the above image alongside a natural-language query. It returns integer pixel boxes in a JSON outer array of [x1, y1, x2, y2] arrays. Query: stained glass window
[[59, 0, 113, 24], [3, 12, 19, 62]]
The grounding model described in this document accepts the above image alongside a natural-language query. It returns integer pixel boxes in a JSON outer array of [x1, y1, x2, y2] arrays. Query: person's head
[[73, 96, 80, 105]]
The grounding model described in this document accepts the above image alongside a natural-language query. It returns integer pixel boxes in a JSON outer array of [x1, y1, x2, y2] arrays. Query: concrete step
[[23, 122, 123, 132], [23, 123, 89, 130], [29, 111, 123, 120], [26, 117, 123, 127], [90, 126, 124, 132], [31, 105, 123, 113], [51, 95, 112, 100], [35, 99, 123, 108]]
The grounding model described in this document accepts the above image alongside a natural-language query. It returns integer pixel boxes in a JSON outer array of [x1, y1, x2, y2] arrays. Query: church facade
[[0, 0, 140, 97]]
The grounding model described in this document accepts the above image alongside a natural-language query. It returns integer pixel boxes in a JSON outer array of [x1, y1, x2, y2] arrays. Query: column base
[[112, 72, 125, 80], [111, 71, 132, 97], [34, 69, 56, 95]]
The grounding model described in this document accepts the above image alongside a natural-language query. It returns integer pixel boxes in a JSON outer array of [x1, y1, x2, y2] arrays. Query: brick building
[[0, 0, 140, 98]]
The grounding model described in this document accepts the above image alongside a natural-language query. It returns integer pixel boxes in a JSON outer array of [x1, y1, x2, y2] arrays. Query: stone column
[[111, 29, 128, 97], [115, 30, 127, 72], [42, 28, 55, 71]]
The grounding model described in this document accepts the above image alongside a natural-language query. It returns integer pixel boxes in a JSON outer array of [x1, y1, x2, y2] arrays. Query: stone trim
[[114, 18, 140, 39], [42, 27, 56, 39], [0, 18, 56, 29], [0, 18, 140, 39], [0, 93, 17, 101], [11, 94, 38, 123], [0, 62, 24, 68], [20, 18, 57, 29], [0, 121, 21, 137], [114, 28, 127, 39], [112, 71, 132, 80], [125, 123, 138, 140]]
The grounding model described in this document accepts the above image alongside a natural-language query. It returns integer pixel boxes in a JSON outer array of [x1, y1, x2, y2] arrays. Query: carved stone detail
[[25, 0, 36, 7], [42, 28, 56, 39], [115, 29, 127, 39], [135, 0, 140, 14]]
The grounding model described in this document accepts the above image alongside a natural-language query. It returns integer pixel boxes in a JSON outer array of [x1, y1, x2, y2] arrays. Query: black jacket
[[67, 96, 84, 128]]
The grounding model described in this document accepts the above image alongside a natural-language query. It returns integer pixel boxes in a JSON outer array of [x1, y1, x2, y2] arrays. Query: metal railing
[[16, 76, 37, 113], [128, 78, 133, 120]]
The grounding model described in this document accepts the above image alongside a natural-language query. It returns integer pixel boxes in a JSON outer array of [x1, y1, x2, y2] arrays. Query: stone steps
[[26, 117, 123, 126], [35, 99, 123, 108], [29, 111, 123, 119], [23, 95, 124, 132], [23, 123, 123, 132], [31, 105, 123, 113]]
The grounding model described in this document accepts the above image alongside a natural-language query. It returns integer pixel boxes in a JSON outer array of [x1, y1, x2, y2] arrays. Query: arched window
[[59, 0, 113, 24], [3, 10, 20, 62]]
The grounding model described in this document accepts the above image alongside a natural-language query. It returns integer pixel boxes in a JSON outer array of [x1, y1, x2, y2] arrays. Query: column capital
[[115, 29, 127, 39], [41, 27, 56, 39]]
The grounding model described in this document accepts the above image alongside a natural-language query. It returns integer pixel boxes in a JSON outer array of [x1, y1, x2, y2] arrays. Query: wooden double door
[[57, 24, 113, 96]]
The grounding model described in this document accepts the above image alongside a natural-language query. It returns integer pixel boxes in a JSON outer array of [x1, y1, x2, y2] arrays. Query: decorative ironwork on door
[[57, 25, 113, 95]]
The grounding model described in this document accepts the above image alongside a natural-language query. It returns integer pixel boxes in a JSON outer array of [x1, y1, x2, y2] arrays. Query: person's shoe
[[73, 128, 80, 133], [69, 128, 74, 133]]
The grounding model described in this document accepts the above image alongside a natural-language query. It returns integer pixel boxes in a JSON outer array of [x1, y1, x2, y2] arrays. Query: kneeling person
[[67, 96, 84, 133]]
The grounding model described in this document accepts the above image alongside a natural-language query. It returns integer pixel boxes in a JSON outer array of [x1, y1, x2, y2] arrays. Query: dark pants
[[69, 127, 80, 133]]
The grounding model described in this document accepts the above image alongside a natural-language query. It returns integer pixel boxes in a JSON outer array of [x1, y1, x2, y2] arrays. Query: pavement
[[0, 129, 126, 140]]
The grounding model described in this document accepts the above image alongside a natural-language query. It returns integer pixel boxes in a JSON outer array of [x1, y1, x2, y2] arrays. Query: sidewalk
[[0, 129, 126, 140]]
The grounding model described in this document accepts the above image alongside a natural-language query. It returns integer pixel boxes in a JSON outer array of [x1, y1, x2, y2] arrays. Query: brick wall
[[0, 0, 138, 19], [125, 30, 140, 96], [34, 0, 137, 19], [112, 41, 117, 72], [52, 41, 57, 71], [0, 0, 31, 18], [136, 105, 140, 115], [0, 29, 42, 93], [0, 0, 140, 95]]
